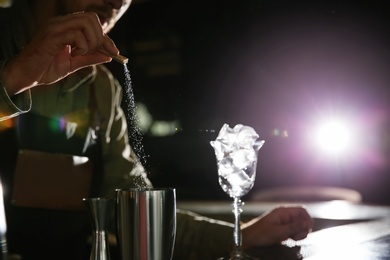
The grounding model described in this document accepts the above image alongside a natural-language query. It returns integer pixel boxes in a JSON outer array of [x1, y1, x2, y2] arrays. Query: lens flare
[[312, 118, 355, 156]]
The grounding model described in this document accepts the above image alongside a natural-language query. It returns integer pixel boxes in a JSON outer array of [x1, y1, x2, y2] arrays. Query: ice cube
[[231, 149, 256, 169]]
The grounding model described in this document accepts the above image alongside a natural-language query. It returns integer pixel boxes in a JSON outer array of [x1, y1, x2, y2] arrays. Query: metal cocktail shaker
[[115, 188, 176, 260]]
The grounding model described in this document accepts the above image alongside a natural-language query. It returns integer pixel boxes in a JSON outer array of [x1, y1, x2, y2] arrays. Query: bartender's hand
[[241, 206, 313, 249], [1, 12, 119, 95]]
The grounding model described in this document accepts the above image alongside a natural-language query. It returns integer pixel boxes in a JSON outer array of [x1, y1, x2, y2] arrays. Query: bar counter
[[177, 200, 390, 259]]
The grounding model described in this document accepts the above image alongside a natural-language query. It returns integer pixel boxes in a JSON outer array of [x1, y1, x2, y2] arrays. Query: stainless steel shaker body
[[116, 188, 176, 260]]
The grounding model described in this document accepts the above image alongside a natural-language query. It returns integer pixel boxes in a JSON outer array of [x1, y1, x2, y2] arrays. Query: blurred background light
[[150, 120, 180, 136], [312, 118, 355, 157], [136, 102, 153, 133]]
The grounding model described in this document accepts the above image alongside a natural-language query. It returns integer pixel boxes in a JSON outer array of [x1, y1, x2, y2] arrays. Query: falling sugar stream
[[122, 64, 149, 189]]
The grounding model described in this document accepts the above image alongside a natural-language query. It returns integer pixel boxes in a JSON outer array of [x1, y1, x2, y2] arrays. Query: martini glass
[[211, 124, 264, 260]]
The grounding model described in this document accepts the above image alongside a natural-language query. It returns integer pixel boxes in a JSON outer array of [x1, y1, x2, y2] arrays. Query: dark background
[[107, 0, 390, 204]]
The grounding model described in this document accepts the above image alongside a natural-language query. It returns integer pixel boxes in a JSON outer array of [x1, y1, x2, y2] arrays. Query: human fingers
[[292, 231, 310, 241], [101, 36, 120, 56], [287, 206, 313, 232], [69, 30, 89, 56], [262, 206, 312, 241], [248, 219, 299, 246], [69, 35, 119, 70], [25, 12, 107, 61], [287, 220, 312, 241], [34, 13, 117, 78], [2, 12, 120, 94], [54, 12, 108, 55], [62, 13, 120, 62], [69, 50, 112, 71], [297, 207, 313, 230], [274, 206, 313, 226], [284, 210, 313, 240], [74, 12, 119, 56]]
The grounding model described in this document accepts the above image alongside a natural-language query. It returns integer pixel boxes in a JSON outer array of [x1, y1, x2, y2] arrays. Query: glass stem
[[232, 197, 243, 256]]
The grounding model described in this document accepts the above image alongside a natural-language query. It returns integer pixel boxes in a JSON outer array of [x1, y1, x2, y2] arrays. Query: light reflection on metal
[[0, 178, 8, 257], [0, 183, 6, 234]]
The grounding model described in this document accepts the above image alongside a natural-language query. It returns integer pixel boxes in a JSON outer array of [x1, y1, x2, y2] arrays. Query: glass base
[[217, 252, 259, 260], [217, 257, 258, 260]]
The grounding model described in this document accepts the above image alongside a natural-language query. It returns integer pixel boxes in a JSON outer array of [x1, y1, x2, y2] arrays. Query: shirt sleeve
[[0, 60, 31, 121], [175, 209, 234, 259]]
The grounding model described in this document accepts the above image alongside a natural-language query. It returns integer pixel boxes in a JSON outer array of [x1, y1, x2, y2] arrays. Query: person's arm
[[175, 209, 234, 259], [0, 11, 120, 121], [174, 206, 312, 259], [0, 60, 32, 121], [1, 12, 119, 96]]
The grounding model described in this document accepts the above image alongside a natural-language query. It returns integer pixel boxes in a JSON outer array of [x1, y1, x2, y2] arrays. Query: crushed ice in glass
[[210, 124, 265, 198]]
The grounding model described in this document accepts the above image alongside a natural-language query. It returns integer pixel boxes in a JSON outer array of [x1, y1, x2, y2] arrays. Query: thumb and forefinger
[[70, 35, 120, 70]]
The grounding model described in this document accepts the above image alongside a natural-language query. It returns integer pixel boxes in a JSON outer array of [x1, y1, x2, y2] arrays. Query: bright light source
[[312, 118, 354, 156]]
